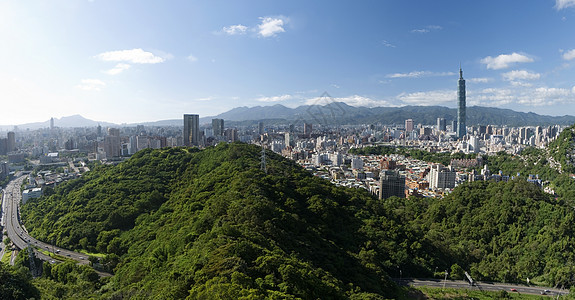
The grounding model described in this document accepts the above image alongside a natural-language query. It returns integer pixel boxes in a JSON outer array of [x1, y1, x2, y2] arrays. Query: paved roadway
[[396, 278, 568, 296], [2, 174, 110, 276]]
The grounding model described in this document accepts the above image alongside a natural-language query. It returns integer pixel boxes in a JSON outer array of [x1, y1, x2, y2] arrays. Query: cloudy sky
[[1, 0, 575, 124]]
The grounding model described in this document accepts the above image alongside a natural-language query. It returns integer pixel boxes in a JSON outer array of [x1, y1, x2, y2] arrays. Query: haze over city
[[1, 0, 575, 125]]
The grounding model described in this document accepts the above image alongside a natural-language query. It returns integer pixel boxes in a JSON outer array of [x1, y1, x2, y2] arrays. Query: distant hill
[[205, 103, 575, 127], [0, 115, 116, 131], [2, 104, 573, 131]]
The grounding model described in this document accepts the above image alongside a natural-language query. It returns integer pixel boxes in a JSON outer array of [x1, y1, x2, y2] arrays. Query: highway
[[396, 278, 568, 296], [1, 174, 106, 273]]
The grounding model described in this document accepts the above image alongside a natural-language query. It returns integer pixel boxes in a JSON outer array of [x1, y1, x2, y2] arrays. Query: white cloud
[[76, 79, 106, 91], [556, 0, 575, 10], [562, 49, 575, 60], [305, 95, 394, 107], [517, 87, 572, 106], [258, 94, 293, 102], [468, 77, 493, 83], [105, 63, 131, 75], [258, 17, 286, 38], [397, 90, 456, 105], [95, 48, 166, 64], [469, 88, 516, 106], [509, 81, 533, 87], [411, 29, 429, 34], [411, 25, 442, 33], [222, 24, 248, 35], [469, 86, 575, 107], [502, 70, 541, 81], [480, 52, 534, 70], [382, 40, 396, 48], [187, 54, 198, 62], [386, 71, 455, 78]]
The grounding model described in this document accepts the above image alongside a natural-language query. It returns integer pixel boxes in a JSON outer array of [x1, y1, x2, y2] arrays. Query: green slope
[[23, 143, 433, 298], [21, 143, 575, 298]]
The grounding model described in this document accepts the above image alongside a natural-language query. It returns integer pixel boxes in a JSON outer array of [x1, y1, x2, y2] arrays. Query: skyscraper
[[212, 118, 224, 137], [183, 114, 199, 146], [437, 118, 446, 131], [304, 123, 312, 137], [457, 67, 466, 139], [405, 119, 414, 132], [7, 132, 15, 152]]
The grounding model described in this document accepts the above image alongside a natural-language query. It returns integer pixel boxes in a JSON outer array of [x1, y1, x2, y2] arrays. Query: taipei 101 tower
[[457, 66, 466, 139]]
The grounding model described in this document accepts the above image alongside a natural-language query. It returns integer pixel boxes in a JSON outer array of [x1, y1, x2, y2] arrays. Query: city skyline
[[1, 1, 575, 125]]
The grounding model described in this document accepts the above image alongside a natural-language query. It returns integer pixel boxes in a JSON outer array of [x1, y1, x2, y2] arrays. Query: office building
[[379, 170, 406, 199], [437, 118, 446, 131], [457, 67, 467, 139], [304, 123, 313, 137], [184, 114, 200, 146], [7, 131, 15, 152], [212, 118, 224, 137], [405, 119, 414, 132], [420, 127, 432, 136]]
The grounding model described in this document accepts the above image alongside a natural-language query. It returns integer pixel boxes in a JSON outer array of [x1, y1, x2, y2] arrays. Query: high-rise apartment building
[[212, 119, 224, 137], [428, 165, 456, 189], [183, 114, 200, 146], [457, 67, 467, 139]]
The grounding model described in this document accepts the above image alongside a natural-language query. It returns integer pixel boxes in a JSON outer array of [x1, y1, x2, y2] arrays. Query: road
[[396, 278, 568, 296], [2, 174, 110, 276]]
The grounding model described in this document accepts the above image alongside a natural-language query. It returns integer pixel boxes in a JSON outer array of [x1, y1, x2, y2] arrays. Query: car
[[510, 288, 518, 292], [541, 291, 547, 295], [79, 256, 85, 260], [55, 250, 60, 253]]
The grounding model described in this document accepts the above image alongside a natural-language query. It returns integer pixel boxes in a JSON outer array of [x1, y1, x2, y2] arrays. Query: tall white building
[[428, 165, 456, 189]]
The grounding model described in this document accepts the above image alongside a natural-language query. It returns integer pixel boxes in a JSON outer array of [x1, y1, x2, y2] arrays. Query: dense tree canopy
[[19, 141, 575, 298]]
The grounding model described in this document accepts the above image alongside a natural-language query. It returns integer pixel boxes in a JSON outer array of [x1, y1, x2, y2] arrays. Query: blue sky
[[1, 0, 575, 124]]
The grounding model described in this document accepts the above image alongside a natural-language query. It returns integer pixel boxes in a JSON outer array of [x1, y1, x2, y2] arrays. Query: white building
[[428, 165, 456, 189], [22, 188, 43, 204]]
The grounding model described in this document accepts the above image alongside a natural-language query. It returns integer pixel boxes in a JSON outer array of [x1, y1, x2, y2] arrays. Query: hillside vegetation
[[23, 144, 426, 298], [20, 142, 575, 298]]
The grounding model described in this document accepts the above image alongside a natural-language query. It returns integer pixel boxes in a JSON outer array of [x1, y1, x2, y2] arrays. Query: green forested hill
[[20, 143, 575, 298], [22, 143, 432, 299]]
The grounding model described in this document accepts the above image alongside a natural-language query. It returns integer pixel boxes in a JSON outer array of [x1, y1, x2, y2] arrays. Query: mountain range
[[3, 104, 575, 130]]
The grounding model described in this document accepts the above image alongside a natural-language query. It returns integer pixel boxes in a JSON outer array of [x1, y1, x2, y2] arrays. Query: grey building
[[457, 67, 467, 139], [212, 118, 224, 137], [184, 114, 199, 146], [379, 170, 406, 199], [437, 118, 446, 131]]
